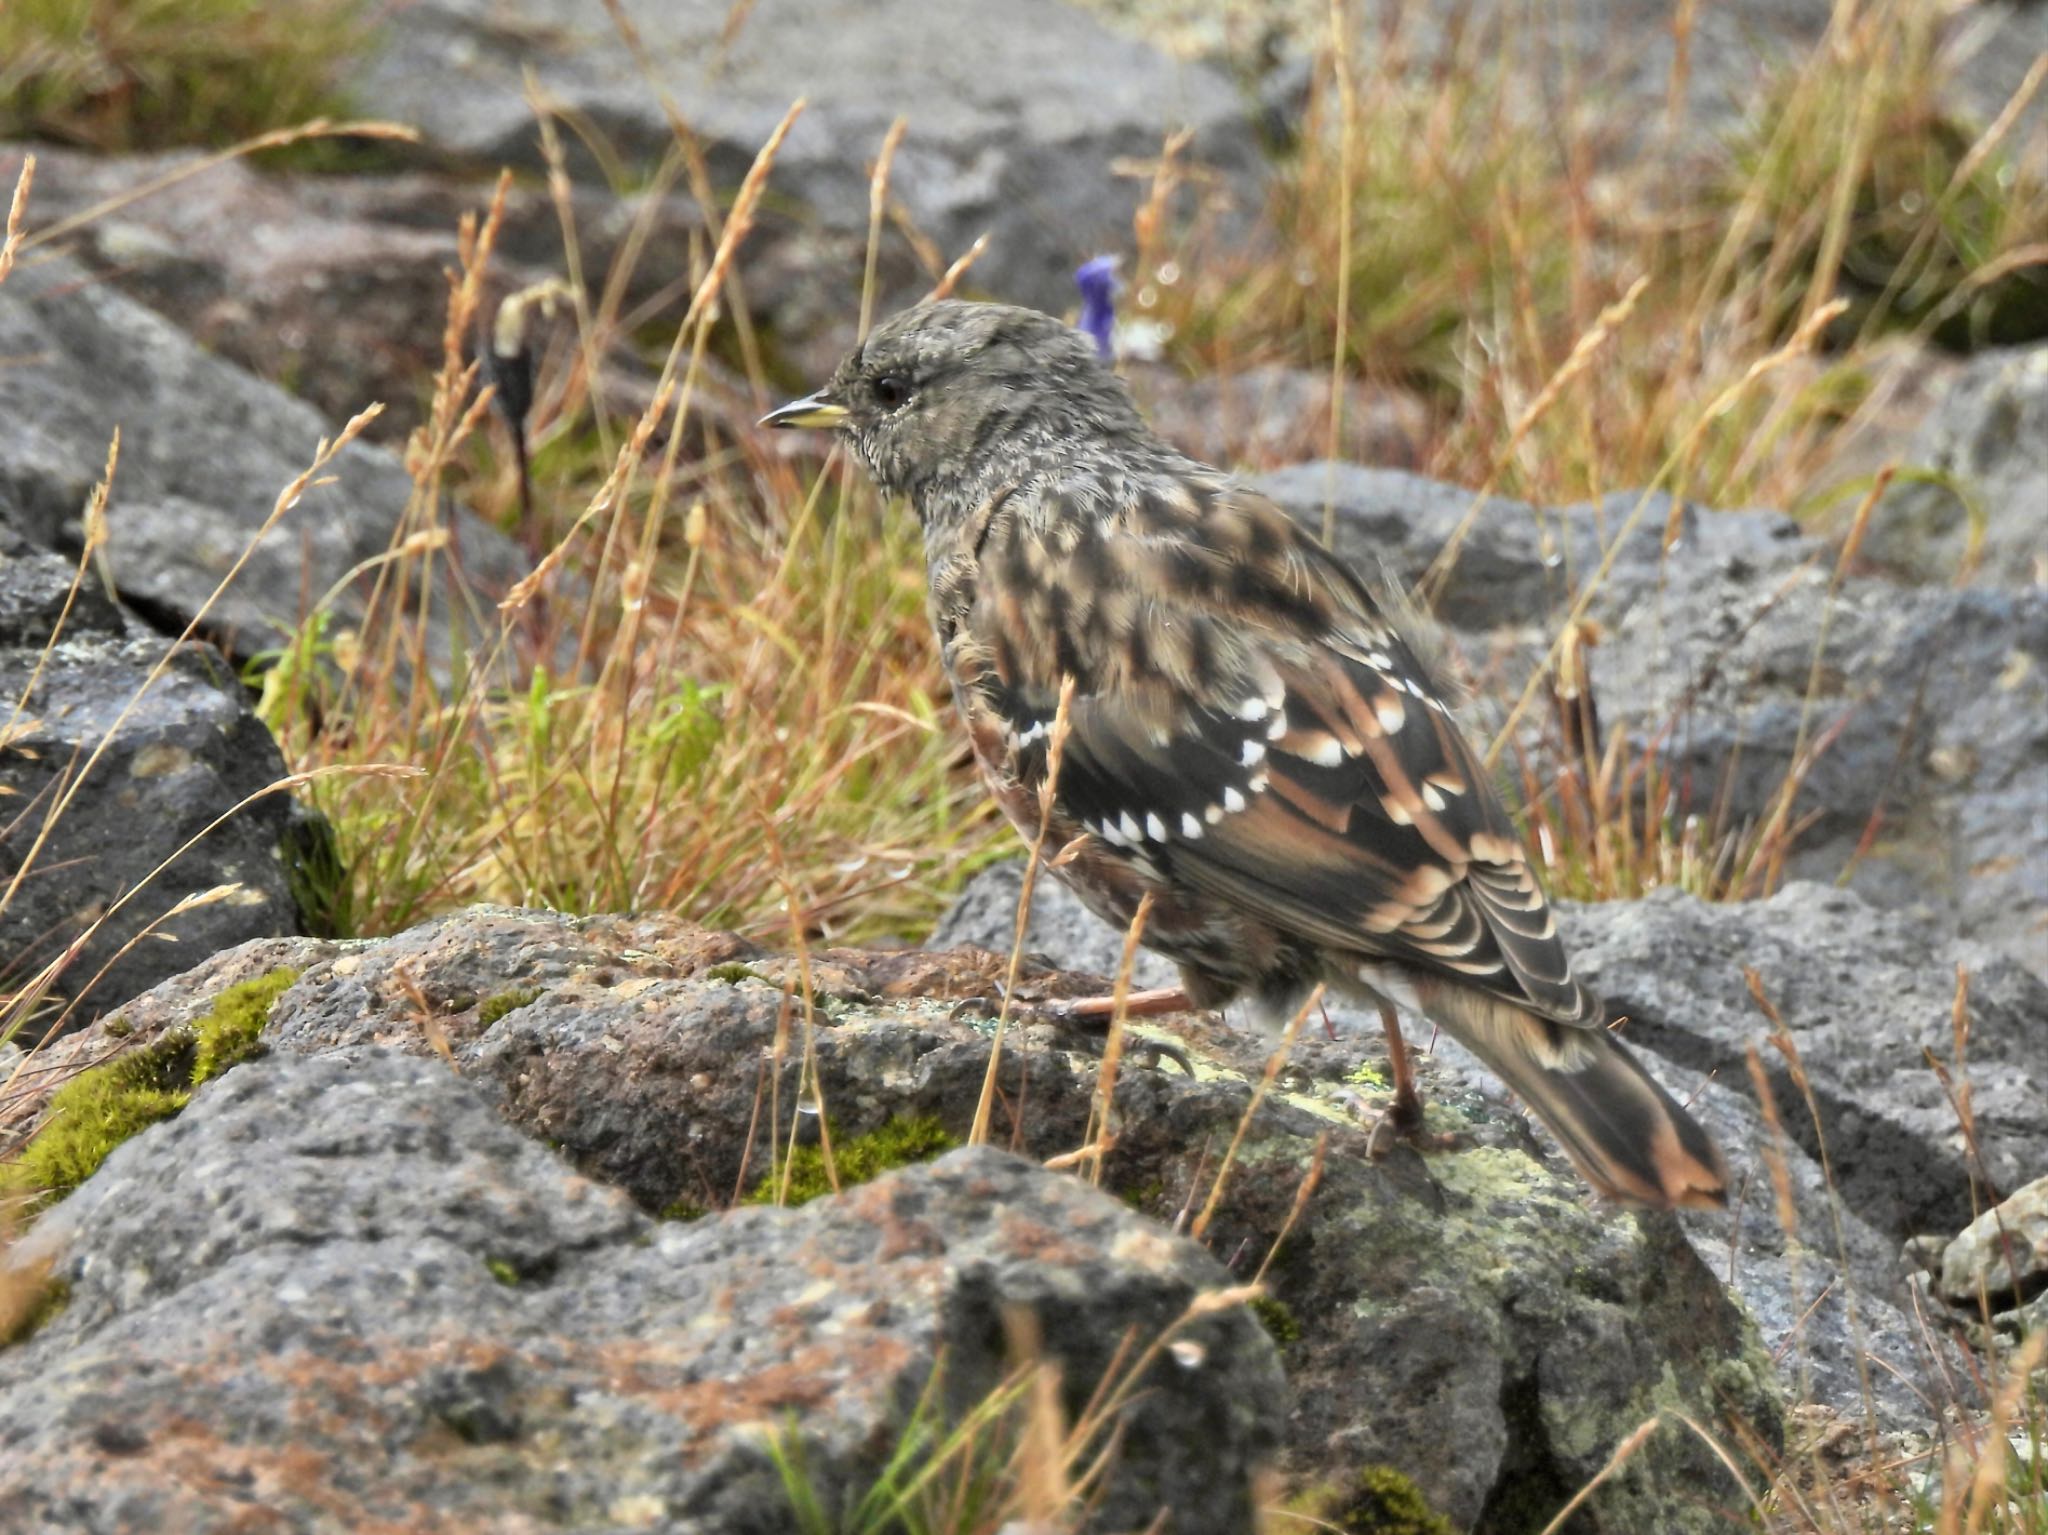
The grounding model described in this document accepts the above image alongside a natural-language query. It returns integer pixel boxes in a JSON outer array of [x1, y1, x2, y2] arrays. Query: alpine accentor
[[765, 300, 1727, 1210]]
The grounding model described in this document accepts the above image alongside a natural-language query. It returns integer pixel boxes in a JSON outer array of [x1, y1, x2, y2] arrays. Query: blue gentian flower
[[1074, 255, 1121, 360]]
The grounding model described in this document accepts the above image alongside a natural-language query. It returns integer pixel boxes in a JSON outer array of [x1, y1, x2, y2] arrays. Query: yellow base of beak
[[759, 392, 849, 430]]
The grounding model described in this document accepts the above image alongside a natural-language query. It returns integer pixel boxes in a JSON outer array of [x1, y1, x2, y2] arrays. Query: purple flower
[[1074, 255, 1121, 360]]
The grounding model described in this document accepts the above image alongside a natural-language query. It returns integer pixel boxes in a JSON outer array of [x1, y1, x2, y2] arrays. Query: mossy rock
[[1, 968, 299, 1209], [1287, 1466, 1457, 1535], [1251, 1294, 1302, 1347], [478, 988, 543, 1027], [744, 1115, 957, 1209]]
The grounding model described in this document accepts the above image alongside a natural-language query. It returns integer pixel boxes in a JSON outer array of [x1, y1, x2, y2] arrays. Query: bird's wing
[[970, 472, 1600, 1028]]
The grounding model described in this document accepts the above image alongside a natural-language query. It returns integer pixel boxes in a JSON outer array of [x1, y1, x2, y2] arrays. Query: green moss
[[1250, 1295, 1302, 1347], [745, 1114, 957, 1209], [1338, 1465, 1458, 1535], [0, 968, 299, 1209], [659, 1198, 709, 1223], [484, 1257, 521, 1286], [1119, 1177, 1167, 1210], [478, 988, 543, 1027], [0, 1276, 70, 1349], [191, 969, 298, 1085], [703, 963, 763, 985]]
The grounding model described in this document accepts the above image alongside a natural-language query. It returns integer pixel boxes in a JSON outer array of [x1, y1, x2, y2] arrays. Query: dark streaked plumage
[[764, 300, 1728, 1211]]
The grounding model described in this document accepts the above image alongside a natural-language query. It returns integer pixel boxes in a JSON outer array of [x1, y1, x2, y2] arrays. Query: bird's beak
[[759, 390, 849, 430]]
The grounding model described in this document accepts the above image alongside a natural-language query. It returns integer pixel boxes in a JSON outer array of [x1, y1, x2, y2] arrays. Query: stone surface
[[1934, 1174, 2048, 1315], [8, 908, 1782, 1532], [0, 144, 731, 445], [1564, 884, 2048, 1244], [1082, 0, 2047, 148], [358, 0, 1267, 363], [1867, 343, 2048, 589], [1588, 566, 2048, 977], [1130, 362, 1430, 472], [0, 543, 303, 1027], [0, 251, 531, 669], [1250, 461, 1815, 634], [933, 861, 2016, 1432], [0, 1050, 1285, 1532]]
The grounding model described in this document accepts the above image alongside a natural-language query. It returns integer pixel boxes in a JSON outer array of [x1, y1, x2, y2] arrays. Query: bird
[[762, 300, 1728, 1211]]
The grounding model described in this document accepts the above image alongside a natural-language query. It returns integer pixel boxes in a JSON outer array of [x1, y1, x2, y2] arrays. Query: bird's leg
[[1366, 1002, 1455, 1158]]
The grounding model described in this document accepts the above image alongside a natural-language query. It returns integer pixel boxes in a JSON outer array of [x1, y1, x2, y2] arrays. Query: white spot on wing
[[1181, 812, 1204, 838], [1146, 812, 1168, 842], [1120, 812, 1145, 843], [1222, 787, 1246, 814], [1234, 696, 1268, 721], [1240, 738, 1267, 767]]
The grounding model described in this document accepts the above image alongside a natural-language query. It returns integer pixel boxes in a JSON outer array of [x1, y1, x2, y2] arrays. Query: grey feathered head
[[762, 300, 1150, 523]]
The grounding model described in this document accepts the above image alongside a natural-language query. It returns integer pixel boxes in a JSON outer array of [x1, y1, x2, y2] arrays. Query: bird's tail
[[1413, 978, 1728, 1210]]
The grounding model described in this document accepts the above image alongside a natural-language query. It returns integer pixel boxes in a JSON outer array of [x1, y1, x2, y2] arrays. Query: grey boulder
[[0, 540, 302, 1028], [1866, 343, 2048, 589], [10, 907, 1781, 1533], [0, 1050, 1285, 1534], [358, 0, 1268, 370], [0, 252, 530, 670]]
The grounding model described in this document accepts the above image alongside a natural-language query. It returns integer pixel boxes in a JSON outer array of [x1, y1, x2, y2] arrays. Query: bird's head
[[761, 300, 1150, 524]]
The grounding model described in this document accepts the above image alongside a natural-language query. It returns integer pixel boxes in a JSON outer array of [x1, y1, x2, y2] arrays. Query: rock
[[934, 860, 1989, 1431], [1932, 1174, 2048, 1318], [0, 144, 731, 445], [1249, 461, 1814, 633], [1588, 566, 2048, 977], [3, 144, 461, 443], [357, 0, 1269, 368], [1564, 884, 2048, 1244], [1129, 362, 1430, 472], [0, 1051, 1283, 1533], [0, 546, 303, 1027], [1082, 0, 2046, 149], [9, 908, 1782, 1531], [0, 251, 531, 670], [1867, 344, 2048, 589]]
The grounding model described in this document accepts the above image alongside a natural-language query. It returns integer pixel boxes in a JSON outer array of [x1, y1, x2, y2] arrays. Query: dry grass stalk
[[973, 676, 1077, 1147], [1083, 892, 1155, 1186], [1192, 987, 1322, 1241]]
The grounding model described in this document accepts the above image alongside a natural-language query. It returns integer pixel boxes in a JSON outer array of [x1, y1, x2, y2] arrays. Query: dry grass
[[1146, 0, 2048, 514], [0, 0, 373, 152]]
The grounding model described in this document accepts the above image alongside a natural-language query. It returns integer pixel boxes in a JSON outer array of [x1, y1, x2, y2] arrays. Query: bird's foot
[[1365, 1089, 1461, 1160]]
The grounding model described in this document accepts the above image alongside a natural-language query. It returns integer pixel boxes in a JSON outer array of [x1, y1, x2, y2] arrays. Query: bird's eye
[[872, 374, 911, 409]]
